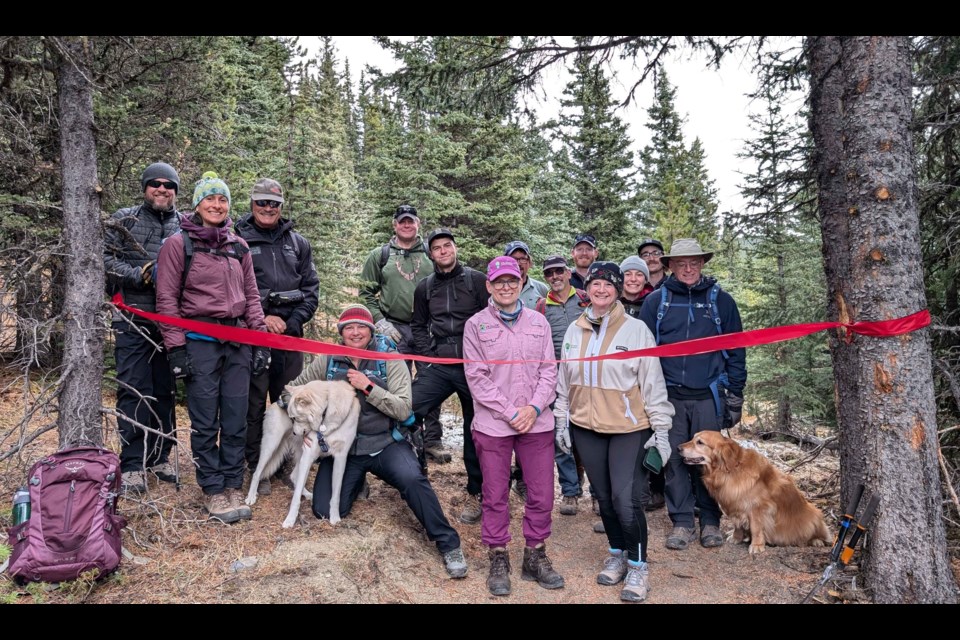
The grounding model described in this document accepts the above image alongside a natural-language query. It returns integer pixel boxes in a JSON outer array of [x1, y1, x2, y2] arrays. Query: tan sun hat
[[660, 238, 714, 269]]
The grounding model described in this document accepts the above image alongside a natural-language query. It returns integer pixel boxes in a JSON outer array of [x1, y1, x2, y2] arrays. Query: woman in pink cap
[[462, 255, 563, 597]]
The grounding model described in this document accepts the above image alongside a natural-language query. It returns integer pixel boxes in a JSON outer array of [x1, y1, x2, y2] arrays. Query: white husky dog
[[245, 380, 360, 527]]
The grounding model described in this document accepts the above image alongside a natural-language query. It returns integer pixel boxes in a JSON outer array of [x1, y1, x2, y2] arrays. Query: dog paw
[[282, 516, 297, 529], [811, 539, 826, 547], [749, 543, 765, 555], [245, 494, 258, 506], [329, 513, 341, 525]]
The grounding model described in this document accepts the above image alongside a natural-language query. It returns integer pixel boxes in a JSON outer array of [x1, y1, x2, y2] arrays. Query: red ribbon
[[111, 294, 930, 365]]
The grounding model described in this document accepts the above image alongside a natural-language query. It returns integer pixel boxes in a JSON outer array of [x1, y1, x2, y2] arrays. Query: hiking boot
[[700, 524, 724, 548], [596, 548, 627, 585], [121, 471, 146, 495], [593, 520, 605, 534], [205, 492, 241, 524], [512, 477, 528, 502], [592, 496, 601, 516], [459, 492, 482, 525], [424, 444, 452, 464], [645, 491, 665, 512], [666, 526, 697, 550], [486, 548, 511, 596], [620, 561, 649, 602], [149, 462, 178, 484], [227, 488, 252, 521], [442, 547, 468, 579], [559, 495, 579, 516], [256, 475, 272, 496], [521, 543, 565, 589]]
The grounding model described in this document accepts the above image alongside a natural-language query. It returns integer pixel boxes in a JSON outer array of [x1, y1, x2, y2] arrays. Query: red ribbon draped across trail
[[111, 294, 930, 366]]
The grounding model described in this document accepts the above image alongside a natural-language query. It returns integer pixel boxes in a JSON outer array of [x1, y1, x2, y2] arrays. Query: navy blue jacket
[[639, 275, 746, 396]]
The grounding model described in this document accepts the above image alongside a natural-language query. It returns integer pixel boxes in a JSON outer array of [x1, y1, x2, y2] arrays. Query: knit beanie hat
[[192, 171, 231, 208], [337, 304, 376, 334], [584, 261, 624, 296], [619, 255, 650, 282], [141, 162, 180, 193]]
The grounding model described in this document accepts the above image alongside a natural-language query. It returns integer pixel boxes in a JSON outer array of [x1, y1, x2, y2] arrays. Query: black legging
[[572, 424, 650, 562]]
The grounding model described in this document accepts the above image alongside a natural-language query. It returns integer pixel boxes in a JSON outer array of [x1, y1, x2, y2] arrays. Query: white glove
[[555, 417, 572, 456], [644, 428, 671, 466], [375, 318, 402, 343]]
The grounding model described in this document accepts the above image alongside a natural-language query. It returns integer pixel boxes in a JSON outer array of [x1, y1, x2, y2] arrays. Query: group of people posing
[[105, 163, 746, 603]]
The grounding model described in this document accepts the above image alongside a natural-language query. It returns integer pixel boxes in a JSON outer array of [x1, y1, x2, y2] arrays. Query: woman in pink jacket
[[155, 172, 268, 525], [462, 256, 562, 597]]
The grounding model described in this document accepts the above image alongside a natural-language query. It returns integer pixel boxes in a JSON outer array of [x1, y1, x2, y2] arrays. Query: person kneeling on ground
[[286, 304, 468, 579]]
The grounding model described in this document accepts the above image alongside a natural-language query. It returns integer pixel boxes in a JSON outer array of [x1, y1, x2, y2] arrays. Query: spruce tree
[[637, 72, 720, 249], [555, 51, 639, 261]]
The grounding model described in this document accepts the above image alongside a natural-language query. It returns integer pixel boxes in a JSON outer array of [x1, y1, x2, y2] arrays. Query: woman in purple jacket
[[463, 256, 563, 597], [155, 172, 268, 525]]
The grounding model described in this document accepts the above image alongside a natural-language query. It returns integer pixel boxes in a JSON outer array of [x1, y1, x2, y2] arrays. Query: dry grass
[[0, 387, 887, 604]]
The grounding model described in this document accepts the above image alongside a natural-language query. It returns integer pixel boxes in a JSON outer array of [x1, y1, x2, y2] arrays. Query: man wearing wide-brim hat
[[639, 238, 747, 552]]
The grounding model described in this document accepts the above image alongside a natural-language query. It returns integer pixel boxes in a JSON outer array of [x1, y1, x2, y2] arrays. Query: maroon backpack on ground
[[6, 446, 127, 584]]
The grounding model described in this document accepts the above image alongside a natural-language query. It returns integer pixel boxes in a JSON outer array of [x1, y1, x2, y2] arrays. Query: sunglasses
[[543, 268, 566, 278], [254, 200, 282, 209], [145, 179, 177, 191]]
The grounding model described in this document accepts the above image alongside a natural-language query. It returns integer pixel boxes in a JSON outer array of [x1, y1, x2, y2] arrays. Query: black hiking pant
[[392, 320, 444, 447], [572, 424, 650, 562], [244, 347, 304, 469], [113, 321, 176, 473], [312, 440, 462, 554], [185, 339, 251, 495], [412, 363, 483, 496], [664, 396, 723, 529]]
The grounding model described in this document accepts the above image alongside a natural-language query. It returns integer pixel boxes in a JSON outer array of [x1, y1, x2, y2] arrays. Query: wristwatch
[[364, 383, 374, 395]]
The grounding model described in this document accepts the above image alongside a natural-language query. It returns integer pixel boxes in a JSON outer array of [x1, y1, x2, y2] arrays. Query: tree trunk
[[809, 36, 957, 603], [55, 37, 105, 448]]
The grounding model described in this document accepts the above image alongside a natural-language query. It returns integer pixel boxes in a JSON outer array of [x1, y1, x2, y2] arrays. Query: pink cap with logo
[[486, 256, 522, 281]]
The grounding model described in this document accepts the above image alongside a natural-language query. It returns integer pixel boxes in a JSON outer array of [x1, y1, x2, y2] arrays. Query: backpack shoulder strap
[[535, 297, 546, 315], [655, 286, 671, 345], [424, 273, 436, 304], [709, 284, 729, 360], [379, 243, 391, 270], [180, 232, 194, 293]]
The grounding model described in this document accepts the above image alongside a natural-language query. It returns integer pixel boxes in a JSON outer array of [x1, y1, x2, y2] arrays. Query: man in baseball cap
[[504, 240, 548, 309]]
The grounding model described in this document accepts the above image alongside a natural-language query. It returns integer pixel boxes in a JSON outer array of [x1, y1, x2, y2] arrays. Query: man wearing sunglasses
[[104, 162, 183, 494], [236, 178, 319, 495]]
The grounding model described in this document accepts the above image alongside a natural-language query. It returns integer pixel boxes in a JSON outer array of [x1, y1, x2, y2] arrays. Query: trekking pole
[[801, 484, 866, 604]]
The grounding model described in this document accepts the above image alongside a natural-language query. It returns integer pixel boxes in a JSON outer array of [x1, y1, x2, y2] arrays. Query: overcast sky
[[301, 36, 803, 217]]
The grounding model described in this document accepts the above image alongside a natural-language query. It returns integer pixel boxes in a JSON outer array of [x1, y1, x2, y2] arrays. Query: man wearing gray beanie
[[104, 162, 183, 494]]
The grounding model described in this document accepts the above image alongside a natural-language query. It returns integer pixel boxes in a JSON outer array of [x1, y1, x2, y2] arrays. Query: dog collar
[[315, 430, 330, 454]]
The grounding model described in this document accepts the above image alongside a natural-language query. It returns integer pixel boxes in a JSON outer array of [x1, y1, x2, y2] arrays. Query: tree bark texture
[[809, 36, 957, 603], [55, 37, 105, 448]]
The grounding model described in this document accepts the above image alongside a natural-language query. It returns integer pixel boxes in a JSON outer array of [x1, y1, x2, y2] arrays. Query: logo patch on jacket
[[249, 246, 262, 255], [615, 345, 628, 352]]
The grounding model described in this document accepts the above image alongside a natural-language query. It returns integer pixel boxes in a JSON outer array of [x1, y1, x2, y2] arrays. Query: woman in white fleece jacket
[[553, 261, 674, 603]]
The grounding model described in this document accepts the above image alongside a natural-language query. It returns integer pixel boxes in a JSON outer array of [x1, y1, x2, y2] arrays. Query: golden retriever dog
[[244, 380, 360, 528], [678, 431, 831, 554]]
